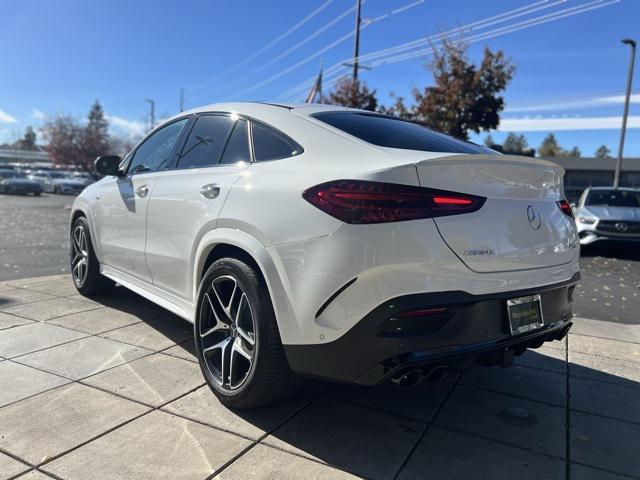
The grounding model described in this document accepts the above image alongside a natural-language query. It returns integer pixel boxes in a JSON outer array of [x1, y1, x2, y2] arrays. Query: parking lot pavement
[[0, 194, 72, 281], [0, 275, 639, 479]]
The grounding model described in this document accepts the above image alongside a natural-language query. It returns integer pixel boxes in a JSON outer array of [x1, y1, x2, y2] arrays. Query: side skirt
[[100, 265, 195, 323]]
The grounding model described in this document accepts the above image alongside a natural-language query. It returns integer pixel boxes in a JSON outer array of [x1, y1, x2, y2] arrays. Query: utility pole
[[145, 99, 155, 132], [352, 0, 362, 85], [614, 38, 636, 189], [179, 88, 184, 112]]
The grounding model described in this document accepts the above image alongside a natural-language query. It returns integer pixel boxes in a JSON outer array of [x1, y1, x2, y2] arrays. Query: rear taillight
[[302, 180, 485, 224], [556, 199, 574, 219]]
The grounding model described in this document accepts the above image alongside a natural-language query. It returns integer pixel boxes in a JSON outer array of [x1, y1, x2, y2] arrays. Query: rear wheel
[[70, 216, 115, 296], [195, 257, 301, 409]]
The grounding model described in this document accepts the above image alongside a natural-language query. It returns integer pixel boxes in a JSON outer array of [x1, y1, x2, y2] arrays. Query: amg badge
[[463, 249, 496, 256]]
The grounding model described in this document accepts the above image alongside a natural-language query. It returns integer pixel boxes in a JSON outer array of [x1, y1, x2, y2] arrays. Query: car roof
[[171, 101, 358, 122]]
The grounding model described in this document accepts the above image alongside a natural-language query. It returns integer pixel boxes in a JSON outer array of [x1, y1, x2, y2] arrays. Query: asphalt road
[[1, 193, 638, 324], [0, 194, 72, 280]]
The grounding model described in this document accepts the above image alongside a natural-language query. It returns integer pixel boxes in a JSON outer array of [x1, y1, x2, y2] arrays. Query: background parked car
[[27, 173, 53, 192], [574, 187, 640, 245], [69, 171, 95, 187], [51, 176, 86, 195], [0, 171, 43, 195]]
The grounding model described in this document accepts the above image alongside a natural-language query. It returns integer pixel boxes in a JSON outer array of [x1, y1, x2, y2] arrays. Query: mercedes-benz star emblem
[[615, 222, 628, 232], [527, 205, 542, 230]]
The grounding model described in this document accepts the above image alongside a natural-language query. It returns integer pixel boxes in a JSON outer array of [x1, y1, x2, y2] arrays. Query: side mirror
[[95, 155, 122, 176]]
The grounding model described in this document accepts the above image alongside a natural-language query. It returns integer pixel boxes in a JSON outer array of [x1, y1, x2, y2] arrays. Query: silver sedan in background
[[574, 187, 640, 245]]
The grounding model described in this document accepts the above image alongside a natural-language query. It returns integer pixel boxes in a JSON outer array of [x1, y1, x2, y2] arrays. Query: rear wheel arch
[[200, 243, 263, 283], [192, 230, 299, 344]]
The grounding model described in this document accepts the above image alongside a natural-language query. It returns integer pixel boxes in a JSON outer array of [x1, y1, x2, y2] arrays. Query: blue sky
[[1, 0, 639, 156]]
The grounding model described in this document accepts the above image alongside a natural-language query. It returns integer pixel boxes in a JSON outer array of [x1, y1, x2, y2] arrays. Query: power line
[[189, 0, 364, 103], [229, 0, 426, 100], [187, 0, 335, 94], [368, 0, 619, 68], [279, 0, 619, 102], [278, 0, 561, 101]]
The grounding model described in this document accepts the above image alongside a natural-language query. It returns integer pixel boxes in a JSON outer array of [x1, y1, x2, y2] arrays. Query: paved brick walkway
[[0, 275, 638, 479]]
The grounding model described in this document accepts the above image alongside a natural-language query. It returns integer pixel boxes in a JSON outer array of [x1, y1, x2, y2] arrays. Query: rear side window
[[251, 122, 302, 162], [313, 112, 491, 154], [220, 119, 250, 164], [178, 115, 235, 169]]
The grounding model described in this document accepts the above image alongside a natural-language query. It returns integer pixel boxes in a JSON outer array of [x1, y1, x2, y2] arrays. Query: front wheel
[[70, 216, 115, 296], [194, 257, 301, 409]]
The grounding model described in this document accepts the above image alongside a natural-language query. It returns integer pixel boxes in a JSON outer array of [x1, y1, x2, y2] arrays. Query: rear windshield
[[313, 112, 492, 154], [586, 189, 640, 207]]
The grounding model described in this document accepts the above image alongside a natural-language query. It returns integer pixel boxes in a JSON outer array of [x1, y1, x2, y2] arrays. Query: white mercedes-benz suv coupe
[[71, 102, 579, 408]]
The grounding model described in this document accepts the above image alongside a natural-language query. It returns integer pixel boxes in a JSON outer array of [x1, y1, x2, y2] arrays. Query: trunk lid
[[413, 154, 578, 272]]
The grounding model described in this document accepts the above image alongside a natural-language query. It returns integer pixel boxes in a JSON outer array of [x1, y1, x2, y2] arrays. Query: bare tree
[[327, 77, 378, 111]]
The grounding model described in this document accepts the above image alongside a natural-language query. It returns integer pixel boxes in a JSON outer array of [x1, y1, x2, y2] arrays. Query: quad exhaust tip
[[391, 365, 449, 388], [425, 365, 448, 384], [391, 369, 423, 388]]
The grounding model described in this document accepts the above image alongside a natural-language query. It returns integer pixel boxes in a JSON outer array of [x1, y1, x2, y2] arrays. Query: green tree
[[83, 100, 111, 169], [594, 145, 612, 158], [410, 38, 515, 139], [502, 133, 528, 154], [327, 77, 378, 111], [484, 135, 496, 147], [568, 146, 581, 158], [538, 133, 563, 157], [538, 133, 581, 158], [19, 126, 38, 150]]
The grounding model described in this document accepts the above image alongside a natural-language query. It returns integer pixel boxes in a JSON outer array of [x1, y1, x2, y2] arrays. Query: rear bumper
[[284, 272, 579, 385]]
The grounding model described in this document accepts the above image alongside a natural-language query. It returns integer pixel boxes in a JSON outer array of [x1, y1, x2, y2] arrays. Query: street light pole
[[145, 99, 155, 132], [613, 38, 636, 189]]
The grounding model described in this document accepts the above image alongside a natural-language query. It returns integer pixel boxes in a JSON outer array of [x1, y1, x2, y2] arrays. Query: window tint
[[129, 119, 188, 174], [314, 112, 492, 154], [220, 119, 250, 164], [178, 115, 235, 169], [252, 122, 302, 162]]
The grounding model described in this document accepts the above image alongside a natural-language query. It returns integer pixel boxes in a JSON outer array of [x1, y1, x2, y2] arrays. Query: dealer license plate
[[507, 294, 544, 335]]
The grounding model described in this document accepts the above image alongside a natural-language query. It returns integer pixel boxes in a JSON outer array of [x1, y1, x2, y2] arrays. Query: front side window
[[178, 115, 235, 169], [252, 122, 302, 162], [313, 112, 492, 154], [128, 118, 188, 174]]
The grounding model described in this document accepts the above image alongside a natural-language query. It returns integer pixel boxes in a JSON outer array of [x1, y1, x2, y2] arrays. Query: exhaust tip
[[391, 369, 423, 388], [425, 365, 448, 383]]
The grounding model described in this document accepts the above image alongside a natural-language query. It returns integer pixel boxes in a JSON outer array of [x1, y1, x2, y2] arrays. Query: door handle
[[200, 184, 220, 199], [135, 185, 149, 198]]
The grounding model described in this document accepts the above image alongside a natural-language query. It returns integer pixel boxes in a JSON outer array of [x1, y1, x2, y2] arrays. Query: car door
[[145, 113, 251, 298], [93, 117, 190, 282]]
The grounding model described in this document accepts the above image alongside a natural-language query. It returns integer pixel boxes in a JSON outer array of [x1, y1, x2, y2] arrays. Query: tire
[[70, 216, 115, 296], [195, 257, 302, 409]]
